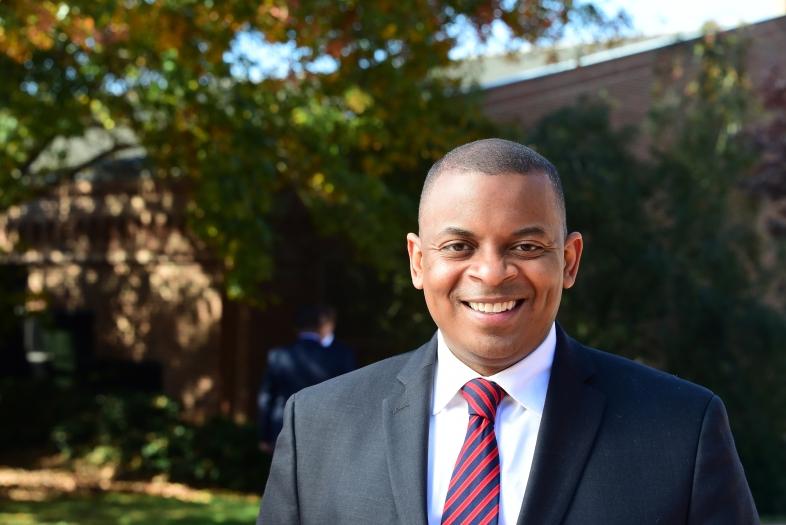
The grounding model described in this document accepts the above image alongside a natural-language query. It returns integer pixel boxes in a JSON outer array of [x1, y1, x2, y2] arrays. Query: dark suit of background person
[[257, 306, 356, 449], [258, 139, 757, 524]]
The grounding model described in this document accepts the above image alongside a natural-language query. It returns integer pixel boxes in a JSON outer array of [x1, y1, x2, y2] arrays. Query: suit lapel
[[517, 326, 606, 525], [383, 336, 436, 525]]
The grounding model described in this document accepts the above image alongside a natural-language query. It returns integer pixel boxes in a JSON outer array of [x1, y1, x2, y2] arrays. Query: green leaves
[[0, 0, 619, 299]]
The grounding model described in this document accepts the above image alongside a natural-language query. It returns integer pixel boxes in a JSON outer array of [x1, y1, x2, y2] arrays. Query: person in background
[[257, 304, 356, 453], [318, 305, 358, 368]]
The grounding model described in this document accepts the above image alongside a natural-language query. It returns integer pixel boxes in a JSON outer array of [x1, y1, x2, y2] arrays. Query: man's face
[[407, 171, 582, 376]]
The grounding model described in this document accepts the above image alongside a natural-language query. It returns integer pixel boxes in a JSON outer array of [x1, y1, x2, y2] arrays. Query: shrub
[[1, 379, 270, 493]]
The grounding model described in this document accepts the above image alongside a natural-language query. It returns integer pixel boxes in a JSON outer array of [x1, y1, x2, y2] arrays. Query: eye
[[513, 242, 542, 253], [441, 242, 473, 253]]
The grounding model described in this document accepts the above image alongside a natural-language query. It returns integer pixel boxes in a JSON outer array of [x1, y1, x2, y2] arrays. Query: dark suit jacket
[[257, 336, 356, 443], [258, 327, 758, 524]]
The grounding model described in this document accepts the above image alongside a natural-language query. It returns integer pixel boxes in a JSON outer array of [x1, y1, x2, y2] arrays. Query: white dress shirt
[[427, 323, 556, 525]]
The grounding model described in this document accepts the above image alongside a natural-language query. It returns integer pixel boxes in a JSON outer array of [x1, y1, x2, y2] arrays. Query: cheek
[[422, 258, 462, 291], [526, 261, 564, 296]]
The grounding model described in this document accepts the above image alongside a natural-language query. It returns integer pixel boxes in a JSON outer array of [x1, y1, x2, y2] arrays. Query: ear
[[406, 232, 424, 290], [562, 231, 583, 289]]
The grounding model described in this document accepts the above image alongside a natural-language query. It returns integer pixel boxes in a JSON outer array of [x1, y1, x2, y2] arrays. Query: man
[[259, 139, 757, 524], [316, 305, 351, 353], [257, 304, 356, 452]]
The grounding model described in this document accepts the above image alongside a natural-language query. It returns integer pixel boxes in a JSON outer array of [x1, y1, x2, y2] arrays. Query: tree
[[749, 70, 786, 224], [0, 0, 623, 300], [747, 69, 786, 313], [526, 31, 786, 513]]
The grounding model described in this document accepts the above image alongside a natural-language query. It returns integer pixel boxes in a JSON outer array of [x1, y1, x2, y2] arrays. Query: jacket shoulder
[[294, 349, 416, 404], [573, 340, 715, 409]]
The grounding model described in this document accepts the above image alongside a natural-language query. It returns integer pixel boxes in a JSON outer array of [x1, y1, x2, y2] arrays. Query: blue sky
[[449, 0, 785, 58], [611, 0, 783, 34], [229, 1, 786, 78]]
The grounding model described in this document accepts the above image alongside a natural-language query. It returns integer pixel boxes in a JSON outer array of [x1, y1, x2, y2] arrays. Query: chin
[[465, 335, 525, 362]]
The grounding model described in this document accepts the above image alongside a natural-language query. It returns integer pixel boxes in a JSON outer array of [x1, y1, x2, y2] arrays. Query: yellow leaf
[[344, 86, 373, 114]]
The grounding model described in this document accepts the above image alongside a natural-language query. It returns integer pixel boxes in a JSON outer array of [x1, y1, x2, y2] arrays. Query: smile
[[464, 300, 521, 313]]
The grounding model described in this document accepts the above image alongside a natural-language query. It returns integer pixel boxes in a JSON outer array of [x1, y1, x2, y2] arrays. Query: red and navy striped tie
[[441, 378, 506, 525]]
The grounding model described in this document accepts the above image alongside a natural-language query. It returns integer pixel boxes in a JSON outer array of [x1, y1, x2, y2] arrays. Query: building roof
[[463, 14, 786, 90]]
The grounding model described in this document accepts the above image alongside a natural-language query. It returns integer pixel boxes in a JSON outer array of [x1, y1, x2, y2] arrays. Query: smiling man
[[408, 152, 580, 378], [258, 139, 757, 524]]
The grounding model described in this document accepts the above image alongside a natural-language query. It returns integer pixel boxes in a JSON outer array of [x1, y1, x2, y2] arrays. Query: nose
[[468, 247, 517, 286]]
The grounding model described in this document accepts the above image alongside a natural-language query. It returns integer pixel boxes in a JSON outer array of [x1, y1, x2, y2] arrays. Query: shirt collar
[[432, 323, 556, 416]]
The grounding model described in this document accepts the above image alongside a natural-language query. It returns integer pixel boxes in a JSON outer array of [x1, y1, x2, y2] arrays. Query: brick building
[[0, 145, 347, 422], [479, 15, 786, 147], [0, 155, 226, 419], [2, 15, 784, 422]]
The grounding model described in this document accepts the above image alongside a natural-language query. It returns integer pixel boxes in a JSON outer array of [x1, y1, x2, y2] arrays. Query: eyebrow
[[436, 226, 549, 238], [437, 227, 475, 237], [511, 226, 548, 237]]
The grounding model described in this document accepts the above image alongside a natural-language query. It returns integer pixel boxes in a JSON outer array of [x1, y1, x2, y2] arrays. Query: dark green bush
[[0, 377, 72, 453], [0, 378, 269, 493], [525, 98, 786, 514]]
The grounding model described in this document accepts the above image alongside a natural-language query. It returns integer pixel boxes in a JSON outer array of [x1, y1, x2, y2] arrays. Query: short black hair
[[419, 138, 566, 233], [294, 304, 335, 331]]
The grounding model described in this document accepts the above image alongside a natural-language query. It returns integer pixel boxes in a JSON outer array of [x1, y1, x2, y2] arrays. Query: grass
[[2, 492, 783, 525], [0, 491, 260, 525]]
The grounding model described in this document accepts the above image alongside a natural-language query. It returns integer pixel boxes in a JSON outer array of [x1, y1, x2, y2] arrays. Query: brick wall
[[482, 16, 786, 142]]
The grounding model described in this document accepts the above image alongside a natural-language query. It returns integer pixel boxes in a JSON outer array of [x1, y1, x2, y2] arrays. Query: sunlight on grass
[[0, 491, 260, 525]]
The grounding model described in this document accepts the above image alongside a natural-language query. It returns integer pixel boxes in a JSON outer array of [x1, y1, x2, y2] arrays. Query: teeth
[[468, 300, 517, 313]]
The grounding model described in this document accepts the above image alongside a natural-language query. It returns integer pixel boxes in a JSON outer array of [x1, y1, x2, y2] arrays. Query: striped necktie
[[441, 378, 506, 525]]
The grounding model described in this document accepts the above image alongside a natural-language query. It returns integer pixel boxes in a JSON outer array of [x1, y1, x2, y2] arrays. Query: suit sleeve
[[258, 393, 300, 525], [342, 346, 357, 373], [688, 395, 758, 524], [257, 349, 281, 443]]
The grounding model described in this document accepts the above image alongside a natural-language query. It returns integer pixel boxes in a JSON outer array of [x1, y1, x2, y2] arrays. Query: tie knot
[[461, 378, 506, 420]]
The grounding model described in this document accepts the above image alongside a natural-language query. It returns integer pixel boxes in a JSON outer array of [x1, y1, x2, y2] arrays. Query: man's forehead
[[418, 170, 565, 236], [426, 168, 553, 196], [421, 170, 556, 212]]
